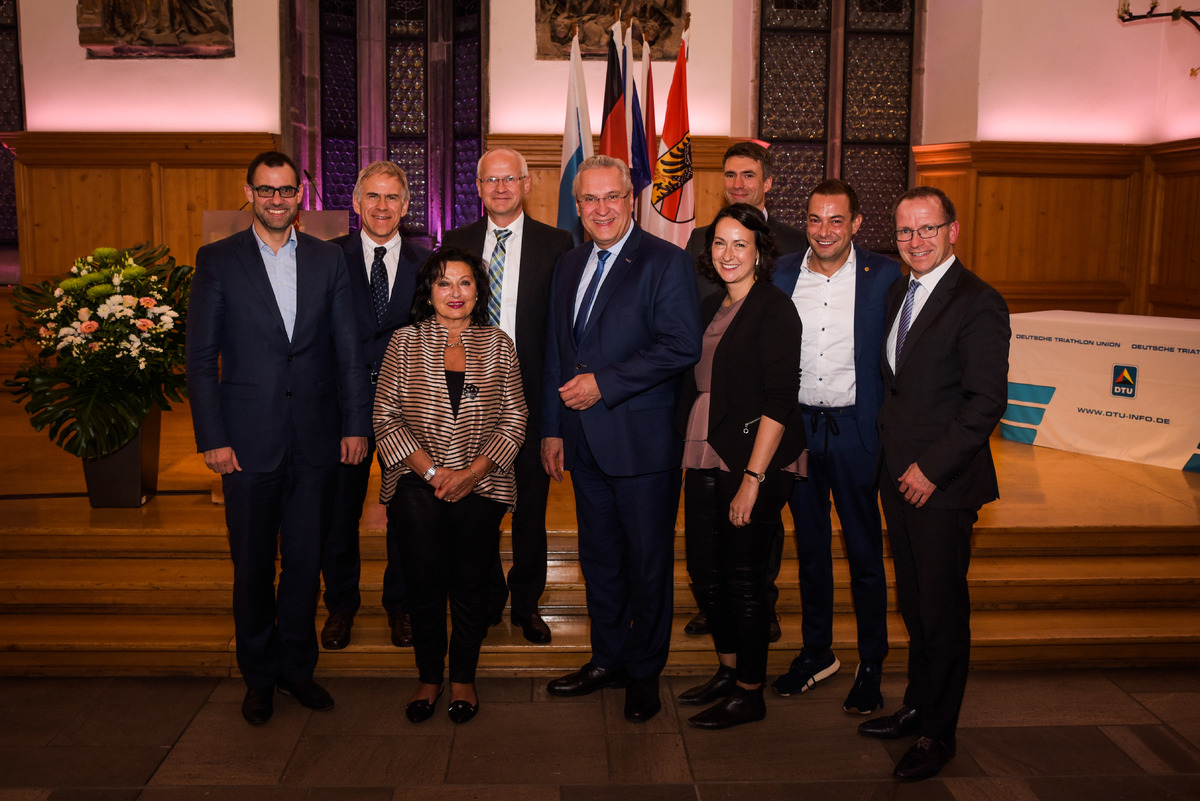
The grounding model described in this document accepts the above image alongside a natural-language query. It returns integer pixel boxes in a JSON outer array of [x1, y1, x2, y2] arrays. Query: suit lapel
[[579, 226, 640, 342], [237, 228, 290, 340], [343, 233, 374, 324], [895, 260, 961, 374]]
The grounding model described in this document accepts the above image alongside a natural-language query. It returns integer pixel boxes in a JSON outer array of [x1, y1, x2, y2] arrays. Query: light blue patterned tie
[[574, 249, 610, 344], [486, 229, 511, 326], [895, 279, 920, 361]]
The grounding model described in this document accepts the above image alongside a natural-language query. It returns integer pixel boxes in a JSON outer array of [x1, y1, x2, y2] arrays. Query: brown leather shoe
[[389, 610, 413, 648], [320, 612, 353, 650], [512, 612, 552, 644]]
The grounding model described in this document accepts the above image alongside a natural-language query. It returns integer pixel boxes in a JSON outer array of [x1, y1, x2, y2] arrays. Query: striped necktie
[[487, 229, 511, 326], [895, 279, 920, 362]]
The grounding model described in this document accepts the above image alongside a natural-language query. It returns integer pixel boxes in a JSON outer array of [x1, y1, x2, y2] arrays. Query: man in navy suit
[[443, 146, 574, 644], [858, 187, 1009, 781], [186, 151, 370, 724], [542, 155, 702, 722], [319, 161, 430, 652], [769, 179, 900, 715]]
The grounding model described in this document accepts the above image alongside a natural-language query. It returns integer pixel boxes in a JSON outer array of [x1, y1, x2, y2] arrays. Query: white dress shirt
[[359, 231, 404, 295], [792, 246, 857, 408], [573, 223, 635, 323], [886, 255, 956, 372]]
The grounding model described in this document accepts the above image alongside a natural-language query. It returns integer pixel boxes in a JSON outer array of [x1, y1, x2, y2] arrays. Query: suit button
[[576, 363, 586, 370], [287, 355, 293, 362], [285, 391, 293, 398], [891, 389, 898, 395]]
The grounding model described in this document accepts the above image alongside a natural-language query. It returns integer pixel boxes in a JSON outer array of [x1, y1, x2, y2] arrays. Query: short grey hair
[[572, 154, 633, 198]]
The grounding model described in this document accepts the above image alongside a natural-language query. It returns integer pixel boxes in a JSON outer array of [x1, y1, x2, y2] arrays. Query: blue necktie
[[370, 246, 389, 324], [895, 279, 920, 362], [573, 249, 610, 344], [487, 229, 510, 326]]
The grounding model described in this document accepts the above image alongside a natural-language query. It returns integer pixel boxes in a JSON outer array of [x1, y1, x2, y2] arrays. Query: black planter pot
[[81, 406, 162, 508]]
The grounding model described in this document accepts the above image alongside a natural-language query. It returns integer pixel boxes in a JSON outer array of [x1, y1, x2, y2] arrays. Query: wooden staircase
[[2, 480, 1199, 677]]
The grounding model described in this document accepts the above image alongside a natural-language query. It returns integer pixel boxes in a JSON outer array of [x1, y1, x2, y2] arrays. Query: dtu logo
[[1112, 364, 1138, 398]]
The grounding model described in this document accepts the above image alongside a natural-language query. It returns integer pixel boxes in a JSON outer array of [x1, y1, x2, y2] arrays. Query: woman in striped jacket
[[374, 246, 528, 725]]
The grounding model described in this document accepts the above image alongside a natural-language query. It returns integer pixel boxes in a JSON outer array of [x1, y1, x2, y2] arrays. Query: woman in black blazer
[[675, 203, 805, 729]]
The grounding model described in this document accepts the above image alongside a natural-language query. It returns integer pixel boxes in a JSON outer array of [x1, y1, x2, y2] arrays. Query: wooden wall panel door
[[1146, 142, 1200, 319], [2, 132, 279, 282]]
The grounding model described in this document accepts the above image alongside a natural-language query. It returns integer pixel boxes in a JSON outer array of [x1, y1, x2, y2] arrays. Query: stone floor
[[1, 666, 1198, 800]]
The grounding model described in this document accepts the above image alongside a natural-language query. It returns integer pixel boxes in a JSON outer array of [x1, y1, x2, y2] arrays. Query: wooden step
[[5, 607, 1199, 677]]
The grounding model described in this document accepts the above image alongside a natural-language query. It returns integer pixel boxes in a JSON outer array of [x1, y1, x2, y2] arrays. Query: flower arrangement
[[4, 243, 193, 460]]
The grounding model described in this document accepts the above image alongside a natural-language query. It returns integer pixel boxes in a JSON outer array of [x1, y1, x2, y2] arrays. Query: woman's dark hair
[[698, 202, 778, 285], [410, 246, 491, 326]]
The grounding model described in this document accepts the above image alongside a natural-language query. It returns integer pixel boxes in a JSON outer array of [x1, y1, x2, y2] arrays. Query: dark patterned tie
[[573, 249, 611, 344], [370, 246, 389, 324], [895, 279, 920, 362], [487, 229, 511, 326]]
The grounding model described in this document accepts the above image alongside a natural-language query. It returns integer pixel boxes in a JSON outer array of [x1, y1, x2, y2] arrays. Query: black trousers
[[387, 474, 506, 685], [486, 439, 550, 619], [880, 478, 976, 741], [684, 468, 792, 685]]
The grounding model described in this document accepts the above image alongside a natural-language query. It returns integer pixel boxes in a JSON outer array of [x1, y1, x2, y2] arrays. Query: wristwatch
[[421, 465, 438, 482], [744, 468, 766, 483]]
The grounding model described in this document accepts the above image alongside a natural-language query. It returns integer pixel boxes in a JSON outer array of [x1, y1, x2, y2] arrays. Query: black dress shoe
[[858, 705, 921, 739], [389, 610, 414, 648], [894, 736, 956, 781], [624, 675, 662, 722], [277, 678, 334, 711], [447, 699, 479, 724], [677, 665, 736, 706], [686, 685, 766, 730], [683, 611, 709, 635], [512, 612, 552, 643], [320, 612, 353, 650], [405, 684, 444, 723], [241, 686, 274, 725], [547, 663, 628, 697]]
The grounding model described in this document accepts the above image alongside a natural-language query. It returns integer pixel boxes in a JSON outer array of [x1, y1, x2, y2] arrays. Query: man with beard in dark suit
[[443, 146, 574, 643], [319, 161, 430, 653], [683, 140, 807, 640], [858, 186, 1009, 781], [187, 150, 370, 724]]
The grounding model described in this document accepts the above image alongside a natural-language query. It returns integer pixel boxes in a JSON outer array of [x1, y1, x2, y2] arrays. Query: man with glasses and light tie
[[541, 155, 701, 723], [186, 151, 370, 725], [860, 186, 1009, 781], [443, 146, 574, 644], [319, 161, 430, 654]]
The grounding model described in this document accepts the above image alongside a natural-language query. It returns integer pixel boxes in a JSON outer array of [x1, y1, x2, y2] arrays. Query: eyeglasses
[[251, 184, 300, 198], [479, 175, 525, 186], [894, 222, 951, 241], [578, 191, 631, 207]]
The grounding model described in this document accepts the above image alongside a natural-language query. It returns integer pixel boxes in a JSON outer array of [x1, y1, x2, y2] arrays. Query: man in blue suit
[[542, 155, 702, 722], [186, 151, 370, 725], [320, 161, 430, 652], [770, 179, 900, 714]]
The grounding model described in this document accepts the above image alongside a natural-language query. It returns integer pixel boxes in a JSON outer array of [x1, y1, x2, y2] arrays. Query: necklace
[[445, 340, 462, 349]]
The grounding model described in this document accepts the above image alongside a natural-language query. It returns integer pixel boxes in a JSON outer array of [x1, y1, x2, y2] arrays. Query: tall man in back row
[[320, 161, 430, 652], [542, 155, 701, 723], [860, 186, 1009, 781], [443, 145, 574, 643], [684, 140, 807, 641], [187, 151, 370, 725], [770, 179, 899, 713]]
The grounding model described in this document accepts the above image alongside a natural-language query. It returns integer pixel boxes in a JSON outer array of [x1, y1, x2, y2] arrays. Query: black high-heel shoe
[[447, 698, 479, 724], [405, 683, 444, 723]]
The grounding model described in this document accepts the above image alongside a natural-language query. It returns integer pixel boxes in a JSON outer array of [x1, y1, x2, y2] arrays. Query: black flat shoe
[[686, 685, 766, 730], [405, 684, 444, 723], [677, 665, 736, 706], [447, 699, 479, 724]]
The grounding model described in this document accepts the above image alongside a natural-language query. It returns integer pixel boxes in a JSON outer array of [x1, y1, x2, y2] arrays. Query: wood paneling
[[483, 134, 740, 238], [1, 132, 280, 282], [915, 140, 1200, 318]]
